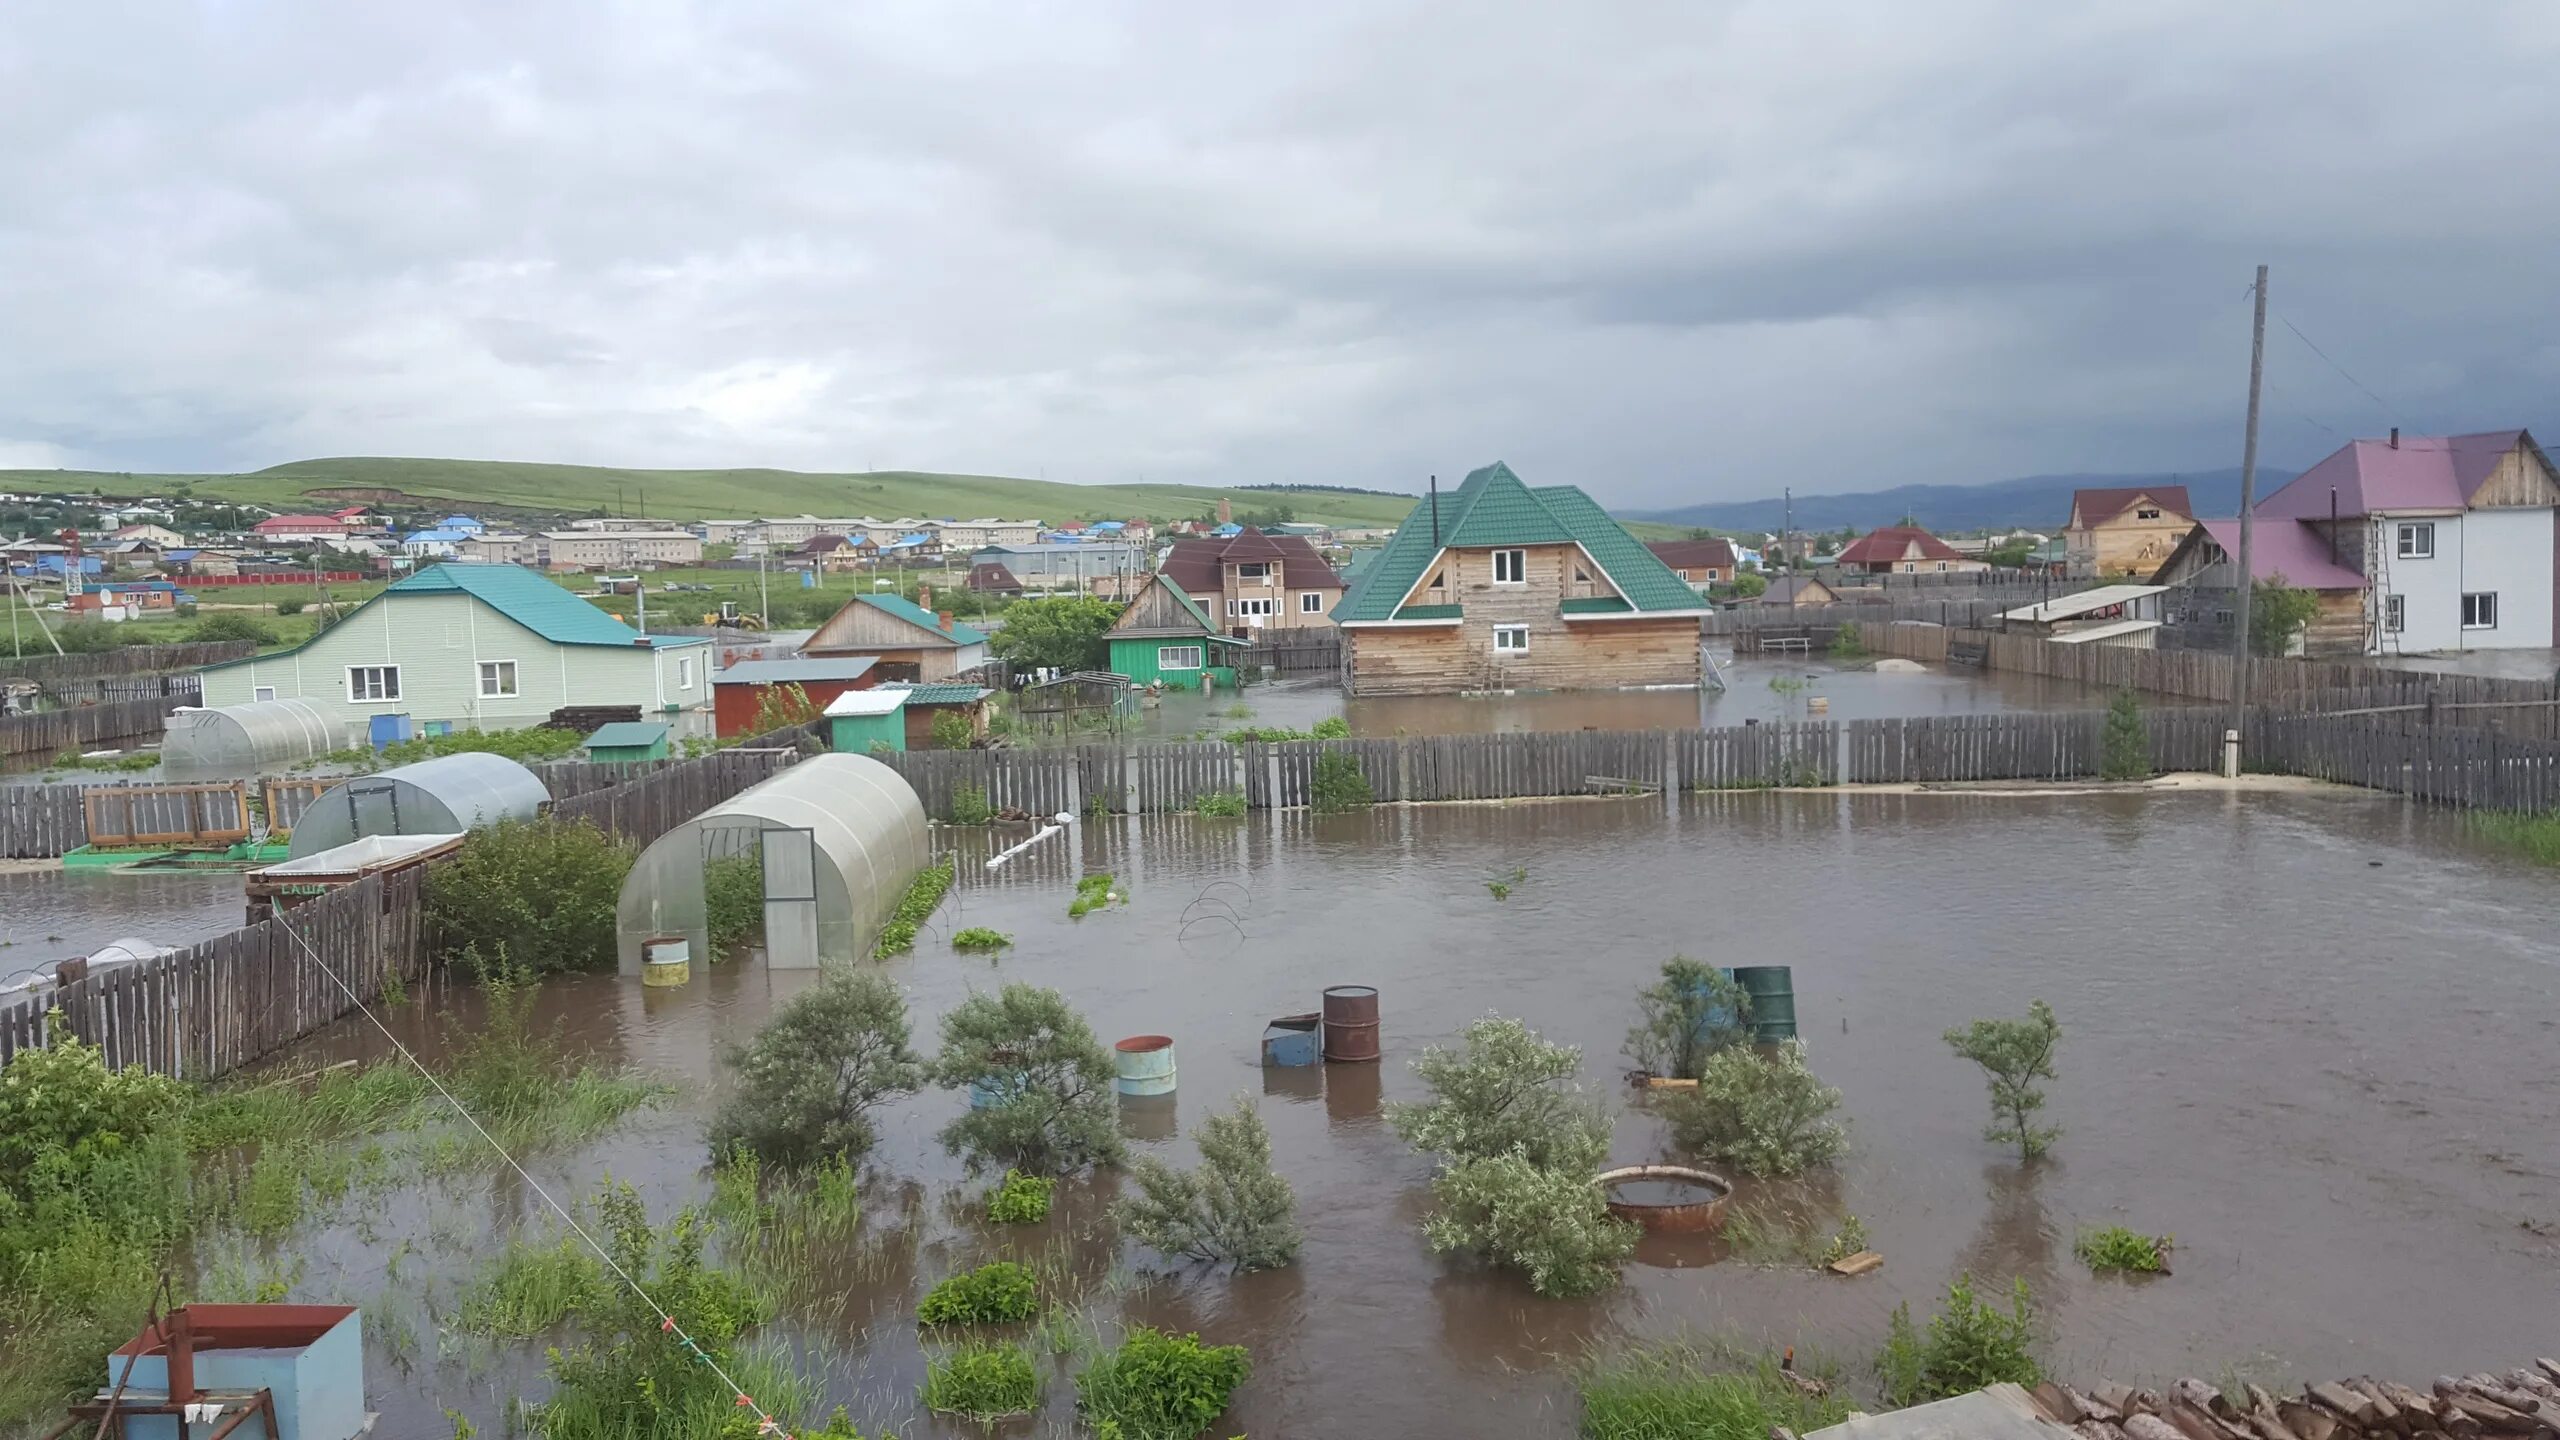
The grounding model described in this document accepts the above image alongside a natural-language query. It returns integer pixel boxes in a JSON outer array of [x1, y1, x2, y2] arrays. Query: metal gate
[[760, 826, 820, 969]]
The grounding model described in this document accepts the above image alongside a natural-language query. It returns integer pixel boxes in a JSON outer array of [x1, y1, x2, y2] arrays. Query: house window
[[346, 665, 401, 702], [677, 656, 695, 689], [1491, 549, 1527, 584], [1674, 569, 1690, 580], [2397, 522, 2435, 559], [1300, 591, 1324, 613], [1935, 561, 1948, 572], [253, 685, 277, 703], [2136, 507, 2161, 521], [1230, 597, 1276, 617], [1492, 624, 1530, 654], [2462, 592, 2497, 630], [1158, 645, 1204, 671], [478, 660, 519, 698], [1236, 562, 1269, 580], [2384, 594, 2405, 634]]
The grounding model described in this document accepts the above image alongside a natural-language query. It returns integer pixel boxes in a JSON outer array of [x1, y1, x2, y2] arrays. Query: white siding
[[2372, 509, 2554, 652]]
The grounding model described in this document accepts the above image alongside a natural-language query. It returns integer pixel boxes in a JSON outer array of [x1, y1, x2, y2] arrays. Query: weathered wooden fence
[[547, 748, 796, 847], [2248, 713, 2560, 811], [0, 867, 428, 1080], [1839, 710, 2224, 783], [1233, 629, 1346, 674], [0, 641, 253, 680], [84, 782, 253, 848], [24, 672, 203, 706], [1707, 599, 2017, 636], [0, 783, 89, 857], [0, 695, 171, 757]]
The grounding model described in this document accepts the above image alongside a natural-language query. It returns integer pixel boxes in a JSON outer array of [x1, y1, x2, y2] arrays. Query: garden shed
[[160, 699, 337, 779], [823, 688, 909, 752], [284, 752, 550, 858], [583, 720, 672, 762], [613, 752, 929, 973]]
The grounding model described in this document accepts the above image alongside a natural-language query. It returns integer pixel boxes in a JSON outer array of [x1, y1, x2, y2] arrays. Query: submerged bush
[[1117, 1097, 1299, 1271], [1579, 1344, 1854, 1440], [1423, 1147, 1638, 1298], [1877, 1274, 2041, 1407], [2075, 1224, 2173, 1274], [1663, 1040, 1847, 1178], [1391, 1015, 1612, 1172], [1945, 999, 2062, 1160], [425, 819, 634, 977], [1074, 1327, 1250, 1440], [1192, 788, 1246, 818], [1068, 871, 1123, 918], [985, 1169, 1054, 1224], [1310, 750, 1373, 813], [916, 1260, 1038, 1326], [1623, 958, 1750, 1081], [706, 970, 922, 1169], [948, 783, 993, 825], [874, 855, 956, 956], [951, 927, 1012, 953], [931, 984, 1122, 1176], [921, 1341, 1039, 1418]]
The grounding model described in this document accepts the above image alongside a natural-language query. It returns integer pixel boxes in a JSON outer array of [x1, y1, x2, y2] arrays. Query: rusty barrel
[[1320, 985, 1380, 1063]]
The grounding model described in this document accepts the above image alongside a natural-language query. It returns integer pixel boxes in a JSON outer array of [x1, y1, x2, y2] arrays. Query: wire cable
[[2274, 311, 2397, 421]]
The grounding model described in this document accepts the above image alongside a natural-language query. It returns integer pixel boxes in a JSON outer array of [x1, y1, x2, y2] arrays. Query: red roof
[[1160, 527, 1343, 595], [2069, 485, 2193, 528], [1645, 538, 1737, 571], [2194, 518, 2367, 590], [253, 514, 353, 533], [1838, 525, 1963, 566], [2258, 431, 2541, 519]]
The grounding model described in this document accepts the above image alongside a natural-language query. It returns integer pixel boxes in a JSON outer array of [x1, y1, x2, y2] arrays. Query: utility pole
[[2226, 264, 2269, 772], [1783, 486, 1793, 568]]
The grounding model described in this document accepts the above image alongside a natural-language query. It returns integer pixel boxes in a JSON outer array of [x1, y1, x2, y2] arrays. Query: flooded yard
[[246, 785, 2558, 1438], [0, 868, 245, 982]]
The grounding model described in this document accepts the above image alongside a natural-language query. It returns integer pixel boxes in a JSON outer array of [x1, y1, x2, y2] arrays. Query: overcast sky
[[5, 3, 2556, 507]]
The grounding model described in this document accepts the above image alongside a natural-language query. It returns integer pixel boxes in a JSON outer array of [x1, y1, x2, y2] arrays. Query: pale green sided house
[[197, 565, 714, 748], [1106, 574, 1248, 690]]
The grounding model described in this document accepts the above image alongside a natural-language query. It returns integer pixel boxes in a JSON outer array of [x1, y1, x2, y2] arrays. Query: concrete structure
[[1332, 462, 1707, 695], [1157, 527, 1343, 633], [399, 528, 469, 558], [199, 564, 712, 743], [537, 529, 703, 570], [457, 532, 536, 565], [799, 593, 991, 681], [2063, 485, 2195, 578]]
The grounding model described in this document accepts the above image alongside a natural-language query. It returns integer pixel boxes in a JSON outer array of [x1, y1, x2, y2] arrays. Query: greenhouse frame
[[615, 753, 930, 973], [160, 699, 338, 779], [285, 752, 551, 858]]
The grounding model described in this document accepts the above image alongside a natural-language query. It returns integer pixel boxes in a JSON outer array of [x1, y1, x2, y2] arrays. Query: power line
[[2273, 310, 2397, 421]]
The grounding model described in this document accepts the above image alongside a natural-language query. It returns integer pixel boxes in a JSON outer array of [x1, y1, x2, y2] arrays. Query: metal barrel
[[1731, 966, 1796, 1042], [1261, 1013, 1323, 1067], [641, 935, 690, 989], [1320, 985, 1380, 1063], [1114, 1034, 1177, 1096]]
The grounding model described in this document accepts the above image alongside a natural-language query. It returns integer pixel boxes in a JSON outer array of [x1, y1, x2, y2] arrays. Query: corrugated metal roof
[[1999, 584, 2168, 624], [1334, 462, 1702, 623], [854, 593, 989, 645], [584, 721, 671, 748], [2258, 431, 2539, 518], [715, 656, 881, 685], [822, 689, 909, 716], [880, 682, 992, 705], [2047, 618, 2162, 645]]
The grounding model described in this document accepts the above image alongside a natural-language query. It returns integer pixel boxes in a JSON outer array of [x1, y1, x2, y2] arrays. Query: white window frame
[[2461, 591, 2497, 630], [1492, 624, 1531, 654], [1230, 596, 1276, 617], [1299, 591, 1324, 613], [346, 665, 401, 702], [1157, 644, 1204, 671], [676, 655, 695, 689], [1235, 561, 1269, 580], [2383, 594, 2405, 634], [2136, 507, 2161, 521], [477, 659, 520, 699], [1935, 561, 1949, 572], [1491, 549, 1527, 585], [252, 685, 277, 702], [2397, 522, 2435, 560]]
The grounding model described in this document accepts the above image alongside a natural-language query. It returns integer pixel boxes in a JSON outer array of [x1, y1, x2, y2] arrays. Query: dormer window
[[1428, 571, 1446, 590], [2136, 507, 2161, 520]]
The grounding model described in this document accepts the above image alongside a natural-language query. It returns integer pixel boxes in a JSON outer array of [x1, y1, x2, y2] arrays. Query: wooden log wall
[[0, 867, 429, 1081], [0, 695, 171, 757], [0, 640, 253, 680]]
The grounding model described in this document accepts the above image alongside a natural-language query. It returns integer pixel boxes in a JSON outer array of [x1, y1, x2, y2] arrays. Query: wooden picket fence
[[546, 748, 796, 848], [0, 783, 89, 858], [0, 867, 428, 1080], [0, 695, 170, 757], [0, 641, 253, 680], [2249, 712, 2560, 811], [84, 782, 253, 847], [1840, 710, 2224, 783], [1232, 628, 1346, 674]]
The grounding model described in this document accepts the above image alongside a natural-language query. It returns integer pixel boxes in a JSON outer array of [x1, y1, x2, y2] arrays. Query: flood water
[[0, 868, 245, 985], [255, 785, 2560, 1438]]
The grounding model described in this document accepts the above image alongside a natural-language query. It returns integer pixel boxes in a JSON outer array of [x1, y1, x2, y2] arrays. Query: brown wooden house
[[1644, 538, 1739, 587], [1159, 527, 1344, 634], [2063, 485, 2194, 578], [799, 592, 992, 681]]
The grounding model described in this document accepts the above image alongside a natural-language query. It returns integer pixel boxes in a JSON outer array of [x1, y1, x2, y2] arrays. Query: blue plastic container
[[1261, 1014, 1322, 1067]]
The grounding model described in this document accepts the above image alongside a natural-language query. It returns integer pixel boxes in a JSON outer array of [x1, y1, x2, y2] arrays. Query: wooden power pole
[[2227, 264, 2269, 766]]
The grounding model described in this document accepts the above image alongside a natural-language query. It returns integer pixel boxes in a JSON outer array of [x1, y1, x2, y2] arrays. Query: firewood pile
[[2028, 1362, 2560, 1440]]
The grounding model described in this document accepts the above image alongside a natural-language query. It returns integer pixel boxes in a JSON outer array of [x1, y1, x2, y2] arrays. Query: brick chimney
[[938, 611, 953, 632], [1217, 496, 1231, 524], [917, 583, 932, 608]]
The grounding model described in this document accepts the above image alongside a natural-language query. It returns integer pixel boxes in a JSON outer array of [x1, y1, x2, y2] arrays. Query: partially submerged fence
[[0, 695, 170, 757], [1234, 628, 1346, 674], [547, 747, 797, 847]]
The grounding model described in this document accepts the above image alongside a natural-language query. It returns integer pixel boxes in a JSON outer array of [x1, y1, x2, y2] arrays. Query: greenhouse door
[[341, 781, 402, 839], [761, 826, 820, 969]]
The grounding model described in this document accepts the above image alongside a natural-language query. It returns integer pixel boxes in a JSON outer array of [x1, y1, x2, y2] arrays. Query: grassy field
[[4, 457, 1426, 529]]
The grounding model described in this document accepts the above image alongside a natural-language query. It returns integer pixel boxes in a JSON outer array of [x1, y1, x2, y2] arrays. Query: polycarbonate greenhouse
[[285, 752, 551, 858], [161, 700, 337, 779], [615, 753, 929, 973]]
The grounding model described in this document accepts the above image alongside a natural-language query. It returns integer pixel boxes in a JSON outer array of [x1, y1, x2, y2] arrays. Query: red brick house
[[1837, 525, 1988, 575], [1644, 538, 1739, 587]]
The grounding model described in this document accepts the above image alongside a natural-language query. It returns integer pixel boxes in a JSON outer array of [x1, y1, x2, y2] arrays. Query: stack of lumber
[[2028, 1362, 2560, 1440]]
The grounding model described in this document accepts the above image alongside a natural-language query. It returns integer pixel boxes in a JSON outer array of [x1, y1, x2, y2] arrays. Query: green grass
[[2469, 810, 2560, 865], [951, 927, 1013, 953], [916, 1261, 1040, 1326], [1578, 1345, 1853, 1440], [2074, 1224, 2172, 1274], [920, 1342, 1041, 1420], [986, 1169, 1055, 1224]]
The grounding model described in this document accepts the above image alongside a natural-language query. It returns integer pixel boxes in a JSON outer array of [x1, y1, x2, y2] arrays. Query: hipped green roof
[[203, 562, 704, 671], [1331, 462, 1705, 623]]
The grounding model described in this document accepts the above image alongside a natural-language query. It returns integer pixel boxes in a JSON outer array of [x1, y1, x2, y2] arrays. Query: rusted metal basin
[[1594, 1165, 1733, 1234], [1320, 985, 1380, 1062]]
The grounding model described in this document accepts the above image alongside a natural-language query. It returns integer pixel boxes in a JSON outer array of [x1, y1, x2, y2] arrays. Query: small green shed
[[1105, 574, 1250, 691], [584, 720, 672, 762], [824, 688, 909, 752]]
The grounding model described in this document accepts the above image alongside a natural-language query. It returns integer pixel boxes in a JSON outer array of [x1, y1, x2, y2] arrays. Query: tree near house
[[2249, 576, 2321, 658], [988, 595, 1122, 674]]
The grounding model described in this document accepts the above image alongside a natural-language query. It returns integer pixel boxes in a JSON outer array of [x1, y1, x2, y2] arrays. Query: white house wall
[[2372, 509, 2554, 652]]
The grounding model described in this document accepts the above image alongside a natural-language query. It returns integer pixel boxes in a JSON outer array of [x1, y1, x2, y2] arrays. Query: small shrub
[[1623, 958, 1750, 1082], [750, 681, 821, 737], [931, 984, 1123, 1176], [1819, 1214, 1871, 1267], [1117, 1097, 1300, 1270], [1192, 788, 1246, 819], [1310, 750, 1374, 813], [1877, 1275, 2041, 1407], [1579, 1345, 1854, 1440], [1827, 623, 1868, 660], [1424, 1147, 1639, 1298], [922, 1341, 1040, 1419], [424, 820, 634, 977], [2099, 689, 2149, 781], [0, 1029, 188, 1201], [916, 1260, 1038, 1325], [700, 850, 763, 955], [2075, 1224, 2172, 1274], [1390, 1015, 1611, 1172], [986, 1169, 1054, 1224], [1945, 999, 2061, 1160], [948, 783, 993, 825], [1222, 702, 1252, 719], [1310, 716, 1349, 739], [874, 855, 956, 956], [1068, 871, 1122, 918], [273, 598, 306, 616], [1075, 1327, 1250, 1440], [929, 709, 975, 751], [706, 970, 922, 1169], [951, 927, 1012, 953], [188, 612, 277, 646], [1663, 1040, 1847, 1178]]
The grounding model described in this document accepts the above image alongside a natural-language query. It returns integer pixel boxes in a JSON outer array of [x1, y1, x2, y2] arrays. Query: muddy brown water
[[222, 787, 2560, 1439], [0, 869, 245, 984]]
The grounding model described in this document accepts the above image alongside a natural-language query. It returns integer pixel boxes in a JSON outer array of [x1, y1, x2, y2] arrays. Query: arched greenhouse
[[285, 752, 550, 858], [615, 753, 929, 973], [160, 700, 337, 779]]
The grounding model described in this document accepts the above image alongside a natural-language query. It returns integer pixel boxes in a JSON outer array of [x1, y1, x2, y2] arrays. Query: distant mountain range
[[1627, 467, 2296, 536]]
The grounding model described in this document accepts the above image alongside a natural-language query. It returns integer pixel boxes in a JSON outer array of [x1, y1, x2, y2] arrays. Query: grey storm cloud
[[3, 1, 2557, 506]]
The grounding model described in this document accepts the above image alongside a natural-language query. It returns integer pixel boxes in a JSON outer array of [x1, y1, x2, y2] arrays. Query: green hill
[[4, 456, 1425, 529]]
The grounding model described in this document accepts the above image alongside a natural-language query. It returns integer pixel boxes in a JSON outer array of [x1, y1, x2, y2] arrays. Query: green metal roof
[[584, 721, 671, 748], [1558, 596, 1633, 615], [1332, 462, 1706, 623], [881, 682, 992, 705], [203, 562, 704, 671], [1391, 603, 1464, 621], [857, 592, 988, 645]]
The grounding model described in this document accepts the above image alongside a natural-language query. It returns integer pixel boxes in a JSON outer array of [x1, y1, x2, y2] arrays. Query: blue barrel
[[1261, 1014, 1322, 1067], [1731, 966, 1796, 1042], [1114, 1035, 1177, 1096]]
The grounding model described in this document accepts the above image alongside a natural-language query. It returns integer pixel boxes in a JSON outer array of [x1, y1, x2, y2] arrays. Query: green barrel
[[1730, 966, 1797, 1042]]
